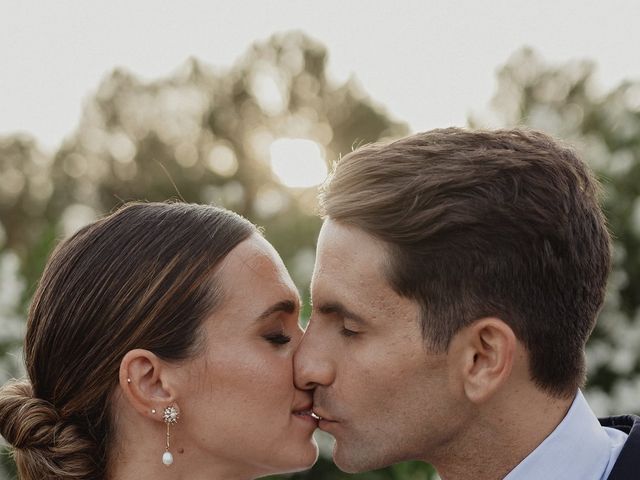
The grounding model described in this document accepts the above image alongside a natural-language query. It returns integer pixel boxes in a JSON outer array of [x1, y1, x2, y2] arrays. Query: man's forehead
[[318, 220, 388, 261], [314, 219, 393, 293]]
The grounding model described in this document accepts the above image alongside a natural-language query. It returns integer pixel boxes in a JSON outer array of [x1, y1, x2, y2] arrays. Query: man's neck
[[431, 387, 575, 480]]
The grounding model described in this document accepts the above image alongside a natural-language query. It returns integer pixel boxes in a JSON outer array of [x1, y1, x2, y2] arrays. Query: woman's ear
[[119, 349, 178, 420], [457, 318, 516, 404]]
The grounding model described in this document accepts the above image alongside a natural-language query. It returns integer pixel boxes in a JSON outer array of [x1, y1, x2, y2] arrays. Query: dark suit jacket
[[600, 415, 640, 480]]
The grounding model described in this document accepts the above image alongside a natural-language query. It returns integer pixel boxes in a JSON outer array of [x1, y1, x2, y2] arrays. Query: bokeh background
[[3, 1, 640, 479]]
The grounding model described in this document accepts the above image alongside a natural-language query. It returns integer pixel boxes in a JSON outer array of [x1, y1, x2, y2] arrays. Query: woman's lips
[[292, 402, 319, 422], [292, 409, 319, 426]]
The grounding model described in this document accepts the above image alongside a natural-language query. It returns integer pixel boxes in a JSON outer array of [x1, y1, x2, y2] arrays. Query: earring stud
[[151, 408, 157, 414], [162, 405, 180, 466]]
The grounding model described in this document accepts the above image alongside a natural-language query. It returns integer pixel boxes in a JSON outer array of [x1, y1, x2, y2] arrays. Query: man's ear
[[119, 349, 178, 421], [455, 318, 516, 404]]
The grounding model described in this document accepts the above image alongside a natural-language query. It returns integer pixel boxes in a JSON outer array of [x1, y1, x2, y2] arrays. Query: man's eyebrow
[[317, 302, 367, 325], [255, 299, 298, 322]]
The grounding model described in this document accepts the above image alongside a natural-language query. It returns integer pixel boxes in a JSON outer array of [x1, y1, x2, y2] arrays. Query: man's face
[[294, 220, 468, 472]]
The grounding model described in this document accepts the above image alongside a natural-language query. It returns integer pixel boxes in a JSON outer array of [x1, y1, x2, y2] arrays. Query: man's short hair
[[320, 128, 611, 398]]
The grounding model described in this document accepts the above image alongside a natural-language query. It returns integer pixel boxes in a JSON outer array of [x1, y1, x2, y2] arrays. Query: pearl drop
[[162, 451, 174, 466]]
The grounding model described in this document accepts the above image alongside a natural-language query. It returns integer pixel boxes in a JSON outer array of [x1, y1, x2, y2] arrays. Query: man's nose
[[293, 321, 335, 390]]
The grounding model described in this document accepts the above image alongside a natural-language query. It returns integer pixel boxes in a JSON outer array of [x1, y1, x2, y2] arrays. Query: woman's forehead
[[214, 234, 299, 311]]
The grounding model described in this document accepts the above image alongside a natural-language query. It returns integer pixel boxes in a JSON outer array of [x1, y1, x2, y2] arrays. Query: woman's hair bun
[[0, 378, 98, 479], [0, 379, 58, 449]]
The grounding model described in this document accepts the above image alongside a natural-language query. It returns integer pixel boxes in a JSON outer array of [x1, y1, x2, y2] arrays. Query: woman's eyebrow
[[255, 299, 298, 322]]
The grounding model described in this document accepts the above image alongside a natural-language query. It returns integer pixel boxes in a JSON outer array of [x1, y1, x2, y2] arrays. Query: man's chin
[[332, 456, 366, 474], [332, 442, 388, 474]]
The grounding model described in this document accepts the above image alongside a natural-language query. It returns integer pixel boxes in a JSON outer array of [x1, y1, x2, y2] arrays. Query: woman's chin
[[297, 440, 320, 470], [269, 440, 319, 475]]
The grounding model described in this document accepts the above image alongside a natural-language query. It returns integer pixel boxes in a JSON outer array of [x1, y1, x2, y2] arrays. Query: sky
[[2, 0, 640, 151]]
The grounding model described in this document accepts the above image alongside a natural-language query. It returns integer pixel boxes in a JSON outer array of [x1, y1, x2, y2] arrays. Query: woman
[[0, 202, 319, 479]]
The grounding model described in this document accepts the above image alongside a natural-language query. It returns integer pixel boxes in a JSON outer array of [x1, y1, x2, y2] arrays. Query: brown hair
[[0, 202, 255, 479], [320, 128, 611, 398]]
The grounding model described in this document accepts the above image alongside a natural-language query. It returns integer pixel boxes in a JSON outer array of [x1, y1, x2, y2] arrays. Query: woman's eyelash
[[264, 333, 292, 345]]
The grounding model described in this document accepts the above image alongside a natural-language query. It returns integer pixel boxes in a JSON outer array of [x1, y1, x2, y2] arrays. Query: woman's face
[[172, 233, 318, 477]]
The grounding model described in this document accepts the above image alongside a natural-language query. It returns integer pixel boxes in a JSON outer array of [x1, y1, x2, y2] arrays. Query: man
[[294, 128, 640, 480]]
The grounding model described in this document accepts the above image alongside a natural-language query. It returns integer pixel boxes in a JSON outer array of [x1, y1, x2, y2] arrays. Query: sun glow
[[269, 138, 328, 188]]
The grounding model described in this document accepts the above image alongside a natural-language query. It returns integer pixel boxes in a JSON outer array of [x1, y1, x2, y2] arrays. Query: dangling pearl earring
[[162, 405, 180, 466]]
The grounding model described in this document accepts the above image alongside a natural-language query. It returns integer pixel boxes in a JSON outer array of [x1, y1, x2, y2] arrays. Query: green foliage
[[0, 447, 16, 479], [266, 458, 437, 480]]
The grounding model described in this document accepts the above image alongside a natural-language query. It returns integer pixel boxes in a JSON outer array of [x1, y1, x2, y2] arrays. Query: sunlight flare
[[269, 138, 328, 188]]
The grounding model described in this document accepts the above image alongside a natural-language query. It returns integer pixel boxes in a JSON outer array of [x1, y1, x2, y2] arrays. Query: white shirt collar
[[503, 390, 628, 480]]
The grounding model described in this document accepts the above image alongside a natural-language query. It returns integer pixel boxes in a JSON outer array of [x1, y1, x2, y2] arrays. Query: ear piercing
[[162, 405, 180, 466]]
